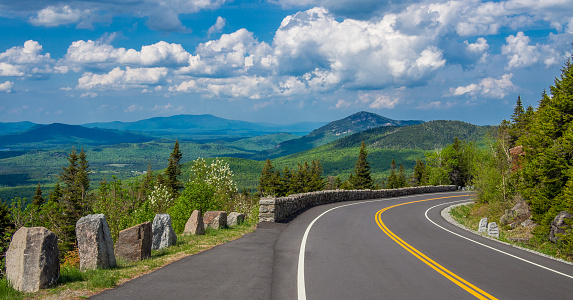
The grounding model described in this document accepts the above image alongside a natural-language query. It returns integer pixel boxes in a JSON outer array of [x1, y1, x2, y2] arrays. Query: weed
[[0, 278, 24, 300]]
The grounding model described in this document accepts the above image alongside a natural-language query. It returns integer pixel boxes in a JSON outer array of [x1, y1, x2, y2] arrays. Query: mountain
[[329, 120, 492, 150], [248, 111, 424, 159], [84, 114, 325, 139], [0, 123, 153, 148], [0, 121, 37, 136]]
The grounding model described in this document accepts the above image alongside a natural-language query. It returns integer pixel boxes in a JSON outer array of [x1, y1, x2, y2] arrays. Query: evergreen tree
[[310, 160, 325, 191], [259, 159, 279, 196], [280, 166, 292, 196], [33, 183, 44, 207], [57, 147, 91, 252], [398, 163, 407, 188], [520, 56, 573, 227], [49, 182, 62, 203], [350, 142, 374, 189], [413, 158, 427, 186], [387, 159, 398, 189], [0, 201, 15, 277], [164, 140, 183, 197], [509, 96, 526, 146]]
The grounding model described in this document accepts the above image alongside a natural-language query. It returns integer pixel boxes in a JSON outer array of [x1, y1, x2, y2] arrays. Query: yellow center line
[[375, 195, 498, 300]]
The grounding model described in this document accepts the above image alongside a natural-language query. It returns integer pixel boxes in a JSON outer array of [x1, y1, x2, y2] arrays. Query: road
[[92, 191, 573, 299]]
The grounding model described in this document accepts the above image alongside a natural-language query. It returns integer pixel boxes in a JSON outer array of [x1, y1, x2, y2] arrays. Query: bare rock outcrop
[[6, 227, 59, 292], [184, 210, 205, 235], [152, 214, 177, 250], [550, 211, 573, 243], [76, 214, 116, 270], [500, 200, 531, 228], [115, 221, 152, 262]]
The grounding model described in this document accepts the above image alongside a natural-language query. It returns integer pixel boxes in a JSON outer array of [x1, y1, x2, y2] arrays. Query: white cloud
[[273, 7, 447, 89], [65, 40, 191, 68], [125, 104, 144, 112], [449, 73, 516, 99], [178, 29, 274, 77], [501, 32, 562, 69], [369, 95, 400, 109], [77, 67, 168, 90], [80, 92, 98, 98], [0, 81, 14, 93], [465, 37, 489, 53], [207, 16, 226, 37], [0, 40, 61, 76], [29, 5, 88, 27]]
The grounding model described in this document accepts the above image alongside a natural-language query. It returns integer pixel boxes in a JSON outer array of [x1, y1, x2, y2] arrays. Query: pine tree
[[350, 142, 374, 189], [49, 182, 62, 203], [33, 183, 45, 207], [259, 159, 277, 196], [57, 147, 91, 252], [520, 56, 573, 227], [413, 158, 427, 186], [398, 163, 407, 188], [387, 159, 398, 189], [164, 140, 183, 197], [509, 96, 526, 146], [310, 159, 325, 191]]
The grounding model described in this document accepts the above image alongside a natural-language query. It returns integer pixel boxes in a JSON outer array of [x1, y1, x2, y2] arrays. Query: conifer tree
[[33, 183, 44, 207], [520, 56, 573, 227], [350, 141, 374, 189], [164, 140, 183, 197], [413, 158, 427, 186], [259, 159, 278, 196], [58, 147, 91, 252]]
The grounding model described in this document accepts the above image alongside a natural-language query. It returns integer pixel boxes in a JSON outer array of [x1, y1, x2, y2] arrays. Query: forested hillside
[[249, 111, 424, 159]]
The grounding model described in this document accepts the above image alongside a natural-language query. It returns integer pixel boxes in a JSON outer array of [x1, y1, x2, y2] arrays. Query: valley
[[0, 111, 490, 202]]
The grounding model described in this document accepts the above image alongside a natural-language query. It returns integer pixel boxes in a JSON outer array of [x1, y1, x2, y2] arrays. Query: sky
[[0, 0, 571, 126]]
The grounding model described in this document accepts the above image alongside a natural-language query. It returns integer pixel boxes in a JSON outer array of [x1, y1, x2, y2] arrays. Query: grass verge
[[4, 222, 256, 300], [449, 203, 566, 261]]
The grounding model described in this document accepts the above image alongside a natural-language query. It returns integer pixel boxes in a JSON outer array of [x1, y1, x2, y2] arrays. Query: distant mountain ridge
[[83, 114, 326, 137], [0, 121, 37, 135], [0, 123, 153, 148], [248, 111, 424, 159]]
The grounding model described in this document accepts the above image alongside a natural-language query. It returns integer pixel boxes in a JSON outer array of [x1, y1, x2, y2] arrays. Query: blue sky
[[0, 0, 571, 126]]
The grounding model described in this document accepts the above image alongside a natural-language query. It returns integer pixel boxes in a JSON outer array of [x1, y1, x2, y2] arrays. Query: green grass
[[449, 203, 566, 261], [0, 278, 25, 300]]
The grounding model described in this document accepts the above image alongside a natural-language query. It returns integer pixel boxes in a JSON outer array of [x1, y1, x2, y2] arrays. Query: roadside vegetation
[[448, 55, 573, 261]]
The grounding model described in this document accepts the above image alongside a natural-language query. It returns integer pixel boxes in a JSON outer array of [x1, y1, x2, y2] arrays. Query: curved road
[[93, 191, 573, 299]]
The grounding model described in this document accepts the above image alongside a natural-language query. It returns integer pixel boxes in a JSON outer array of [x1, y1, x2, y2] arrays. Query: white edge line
[[425, 200, 573, 280], [297, 192, 461, 300]]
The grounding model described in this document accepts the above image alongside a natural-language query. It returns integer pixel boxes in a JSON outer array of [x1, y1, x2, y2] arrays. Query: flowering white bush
[[190, 158, 237, 198], [148, 184, 173, 213]]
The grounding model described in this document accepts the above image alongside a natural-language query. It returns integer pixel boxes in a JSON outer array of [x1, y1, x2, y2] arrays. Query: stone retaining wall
[[259, 185, 457, 222]]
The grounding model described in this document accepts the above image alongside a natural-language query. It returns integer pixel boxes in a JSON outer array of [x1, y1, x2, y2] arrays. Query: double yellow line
[[374, 195, 498, 300]]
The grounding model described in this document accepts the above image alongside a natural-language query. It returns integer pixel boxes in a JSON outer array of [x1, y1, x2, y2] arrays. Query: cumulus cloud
[[29, 5, 88, 27], [0, 40, 62, 77], [0, 81, 14, 93], [207, 16, 226, 37], [65, 40, 191, 68], [77, 67, 168, 90], [501, 32, 562, 69], [178, 29, 274, 77], [449, 73, 516, 99], [273, 7, 446, 89], [3, 0, 228, 32]]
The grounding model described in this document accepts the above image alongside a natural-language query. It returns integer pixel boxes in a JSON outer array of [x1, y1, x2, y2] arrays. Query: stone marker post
[[152, 214, 177, 250], [478, 218, 488, 232], [487, 222, 499, 238], [115, 221, 153, 262], [76, 214, 116, 270], [6, 227, 60, 292]]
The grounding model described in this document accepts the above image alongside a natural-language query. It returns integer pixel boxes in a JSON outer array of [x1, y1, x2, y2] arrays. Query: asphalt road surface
[[92, 191, 573, 299]]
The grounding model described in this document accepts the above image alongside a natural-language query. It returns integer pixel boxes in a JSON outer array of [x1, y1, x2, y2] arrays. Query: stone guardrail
[[258, 185, 458, 222]]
